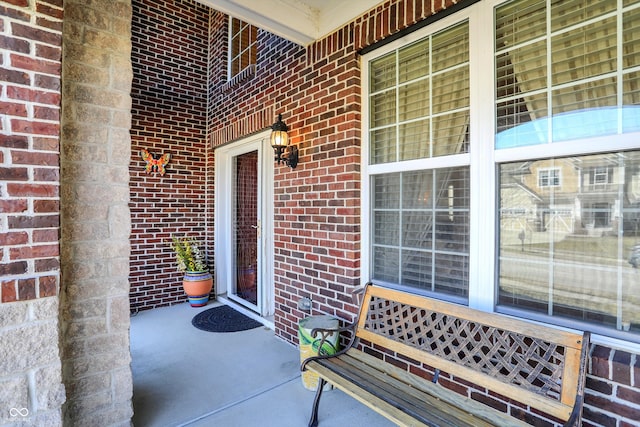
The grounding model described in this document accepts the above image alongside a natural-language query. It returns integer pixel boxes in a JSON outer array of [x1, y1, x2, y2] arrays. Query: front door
[[214, 131, 274, 317]]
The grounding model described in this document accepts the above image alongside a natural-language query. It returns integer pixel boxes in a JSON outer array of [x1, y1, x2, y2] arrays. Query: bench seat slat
[[342, 349, 534, 427], [318, 357, 466, 426], [308, 350, 533, 427], [309, 358, 462, 427]]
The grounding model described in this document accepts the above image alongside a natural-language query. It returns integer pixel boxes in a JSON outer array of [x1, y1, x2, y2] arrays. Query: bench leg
[[308, 378, 326, 427]]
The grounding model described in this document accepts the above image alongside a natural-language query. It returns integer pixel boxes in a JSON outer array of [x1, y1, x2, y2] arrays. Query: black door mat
[[192, 305, 263, 333]]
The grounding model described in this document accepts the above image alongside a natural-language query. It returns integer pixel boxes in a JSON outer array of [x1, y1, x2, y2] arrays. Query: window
[[537, 168, 560, 187], [363, 0, 640, 343], [367, 22, 470, 301], [229, 18, 257, 80], [495, 0, 640, 340], [591, 167, 613, 186]]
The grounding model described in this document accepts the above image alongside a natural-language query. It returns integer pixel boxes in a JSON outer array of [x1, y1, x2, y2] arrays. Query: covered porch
[[130, 301, 392, 426]]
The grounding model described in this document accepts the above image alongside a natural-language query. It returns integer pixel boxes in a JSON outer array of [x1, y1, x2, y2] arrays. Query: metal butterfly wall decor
[[140, 149, 171, 176]]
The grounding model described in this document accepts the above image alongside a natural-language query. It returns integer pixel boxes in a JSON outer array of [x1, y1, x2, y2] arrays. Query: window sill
[[222, 64, 256, 92]]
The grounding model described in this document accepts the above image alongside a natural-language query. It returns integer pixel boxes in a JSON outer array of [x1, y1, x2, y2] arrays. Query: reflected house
[[499, 109, 640, 244]]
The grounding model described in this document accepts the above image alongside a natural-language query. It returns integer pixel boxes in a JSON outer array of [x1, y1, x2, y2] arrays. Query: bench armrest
[[300, 322, 358, 371], [563, 331, 591, 427]]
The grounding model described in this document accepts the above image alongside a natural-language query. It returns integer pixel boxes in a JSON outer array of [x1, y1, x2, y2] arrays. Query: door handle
[[251, 221, 261, 238]]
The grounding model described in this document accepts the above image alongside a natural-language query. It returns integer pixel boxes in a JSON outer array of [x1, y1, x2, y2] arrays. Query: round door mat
[[192, 305, 263, 332]]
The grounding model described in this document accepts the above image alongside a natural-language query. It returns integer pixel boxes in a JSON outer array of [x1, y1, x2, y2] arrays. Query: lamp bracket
[[274, 145, 298, 169]]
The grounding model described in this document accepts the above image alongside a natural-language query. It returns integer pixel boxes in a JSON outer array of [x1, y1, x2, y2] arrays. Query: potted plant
[[236, 239, 257, 300], [171, 236, 213, 307]]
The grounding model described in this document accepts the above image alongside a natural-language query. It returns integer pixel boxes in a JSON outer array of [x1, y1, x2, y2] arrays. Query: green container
[[298, 315, 339, 390]]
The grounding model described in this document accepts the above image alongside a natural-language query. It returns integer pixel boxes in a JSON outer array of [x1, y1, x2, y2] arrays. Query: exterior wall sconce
[[270, 113, 298, 169]]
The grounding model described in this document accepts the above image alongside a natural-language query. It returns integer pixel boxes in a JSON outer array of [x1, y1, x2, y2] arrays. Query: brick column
[[59, 0, 134, 424], [0, 1, 65, 425]]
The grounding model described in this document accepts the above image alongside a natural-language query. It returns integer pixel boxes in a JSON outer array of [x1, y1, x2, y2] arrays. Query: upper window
[[229, 18, 257, 80]]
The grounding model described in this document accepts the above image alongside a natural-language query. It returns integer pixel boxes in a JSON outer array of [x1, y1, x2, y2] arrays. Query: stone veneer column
[[60, 0, 134, 425]]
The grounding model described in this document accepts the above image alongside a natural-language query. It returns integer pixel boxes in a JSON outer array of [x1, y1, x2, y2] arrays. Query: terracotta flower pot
[[182, 271, 213, 307]]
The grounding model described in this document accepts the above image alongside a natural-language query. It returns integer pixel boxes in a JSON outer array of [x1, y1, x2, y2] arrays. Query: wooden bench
[[301, 283, 590, 427]]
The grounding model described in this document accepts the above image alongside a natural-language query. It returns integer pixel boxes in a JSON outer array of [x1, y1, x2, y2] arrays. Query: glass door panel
[[233, 150, 259, 307]]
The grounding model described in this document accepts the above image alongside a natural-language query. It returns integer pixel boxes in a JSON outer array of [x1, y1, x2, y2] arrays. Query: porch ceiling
[[197, 0, 384, 46]]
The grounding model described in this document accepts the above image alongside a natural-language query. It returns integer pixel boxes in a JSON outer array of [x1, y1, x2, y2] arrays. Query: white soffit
[[198, 0, 383, 46]]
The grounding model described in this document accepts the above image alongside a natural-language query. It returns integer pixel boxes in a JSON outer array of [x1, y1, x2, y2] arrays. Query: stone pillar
[[60, 0, 134, 425]]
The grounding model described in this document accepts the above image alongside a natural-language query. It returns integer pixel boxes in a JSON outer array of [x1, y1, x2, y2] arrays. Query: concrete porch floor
[[130, 301, 394, 426]]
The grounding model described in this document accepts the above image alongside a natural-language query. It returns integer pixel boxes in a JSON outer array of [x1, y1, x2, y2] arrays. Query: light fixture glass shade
[[270, 114, 289, 148], [270, 129, 288, 148]]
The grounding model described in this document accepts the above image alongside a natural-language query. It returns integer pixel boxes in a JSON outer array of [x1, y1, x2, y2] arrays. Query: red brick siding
[[129, 0, 210, 311], [583, 346, 640, 427], [0, 0, 62, 304], [209, 12, 362, 343], [208, 0, 640, 425], [208, 0, 467, 348]]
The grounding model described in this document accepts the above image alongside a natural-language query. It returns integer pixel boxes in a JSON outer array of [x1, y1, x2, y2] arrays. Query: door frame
[[214, 129, 275, 318]]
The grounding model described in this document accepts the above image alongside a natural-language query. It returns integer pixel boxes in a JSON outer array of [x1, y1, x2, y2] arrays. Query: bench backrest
[[355, 284, 590, 422]]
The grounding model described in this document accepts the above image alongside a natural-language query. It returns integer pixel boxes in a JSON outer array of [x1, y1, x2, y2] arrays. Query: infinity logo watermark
[[10, 408, 29, 417]]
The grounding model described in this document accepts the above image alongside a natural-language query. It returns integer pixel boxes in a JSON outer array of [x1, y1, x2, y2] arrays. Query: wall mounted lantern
[[270, 113, 298, 169]]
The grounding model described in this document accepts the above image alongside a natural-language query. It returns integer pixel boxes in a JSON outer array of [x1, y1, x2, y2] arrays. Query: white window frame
[[592, 167, 610, 185], [361, 0, 640, 352], [537, 167, 561, 188], [227, 17, 257, 80]]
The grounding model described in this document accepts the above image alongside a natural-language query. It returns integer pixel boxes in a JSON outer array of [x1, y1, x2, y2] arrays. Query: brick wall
[[585, 346, 640, 427], [0, 0, 65, 425], [208, 12, 361, 344], [129, 0, 211, 311], [1, 0, 61, 303], [208, 0, 640, 425]]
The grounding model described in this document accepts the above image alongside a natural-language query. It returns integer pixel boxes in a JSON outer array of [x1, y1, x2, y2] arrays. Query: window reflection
[[499, 151, 640, 334]]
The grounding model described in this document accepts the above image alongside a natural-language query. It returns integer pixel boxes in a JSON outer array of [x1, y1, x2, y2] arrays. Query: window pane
[[550, 0, 616, 32], [229, 18, 256, 79], [370, 90, 396, 128], [370, 127, 396, 164], [399, 39, 429, 83], [373, 246, 399, 283], [432, 68, 469, 115], [375, 212, 400, 245], [432, 22, 468, 72], [495, 0, 546, 48], [399, 119, 429, 161], [496, 41, 547, 99], [373, 174, 400, 209], [551, 17, 616, 86], [434, 253, 469, 297], [551, 78, 618, 140], [399, 80, 429, 121], [401, 250, 432, 290], [403, 211, 432, 249], [624, 7, 640, 70], [432, 111, 469, 156], [498, 151, 640, 336], [403, 170, 433, 209], [370, 53, 396, 92], [495, 0, 640, 148]]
